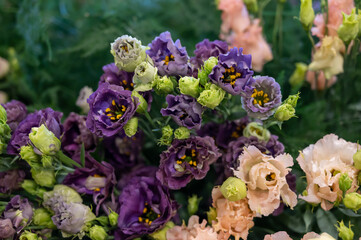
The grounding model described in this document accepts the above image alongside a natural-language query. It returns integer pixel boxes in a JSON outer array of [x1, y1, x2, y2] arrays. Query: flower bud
[[289, 63, 307, 88], [133, 61, 157, 91], [29, 124, 61, 155], [20, 146, 41, 167], [76, 86, 93, 114], [220, 177, 247, 201], [150, 221, 175, 240], [336, 221, 354, 240], [153, 75, 174, 95], [338, 9, 359, 43], [353, 149, 361, 170], [89, 225, 108, 240], [33, 208, 56, 229], [207, 207, 217, 224], [131, 91, 148, 114], [19, 231, 41, 240], [274, 103, 296, 122], [174, 127, 190, 140], [158, 125, 173, 146], [41, 155, 53, 168], [21, 180, 39, 196], [198, 69, 209, 86], [243, 122, 270, 142], [284, 92, 300, 108], [0, 104, 7, 123], [203, 57, 218, 73], [0, 138, 7, 154], [0, 122, 11, 140], [108, 209, 119, 227], [124, 117, 138, 137], [31, 168, 56, 188], [244, 0, 258, 12], [179, 76, 201, 98], [343, 192, 361, 211], [339, 173, 352, 193], [300, 0, 315, 30], [197, 83, 226, 109], [188, 194, 202, 216], [0, 218, 15, 239]]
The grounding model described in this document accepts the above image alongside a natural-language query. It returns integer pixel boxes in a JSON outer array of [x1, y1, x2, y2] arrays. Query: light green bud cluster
[[179, 76, 201, 98], [153, 75, 174, 95], [198, 57, 218, 86], [339, 173, 352, 193], [174, 127, 190, 140], [338, 9, 359, 43], [158, 125, 173, 146], [0, 105, 11, 154], [343, 192, 361, 211], [197, 83, 226, 109]]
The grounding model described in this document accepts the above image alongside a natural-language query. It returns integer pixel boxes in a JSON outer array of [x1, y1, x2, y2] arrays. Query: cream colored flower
[[264, 231, 293, 240], [297, 134, 359, 210], [76, 86, 93, 114], [0, 57, 9, 79], [233, 146, 297, 216], [302, 233, 336, 240], [211, 186, 255, 240]]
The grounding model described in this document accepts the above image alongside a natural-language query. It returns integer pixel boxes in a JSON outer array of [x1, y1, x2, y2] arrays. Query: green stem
[[56, 151, 81, 168], [307, 31, 315, 49], [144, 111, 157, 129]]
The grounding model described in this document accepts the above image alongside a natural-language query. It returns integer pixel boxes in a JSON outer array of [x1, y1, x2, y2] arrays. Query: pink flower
[[306, 70, 337, 90], [233, 146, 297, 216], [218, 0, 250, 35], [296, 134, 359, 210], [264, 231, 293, 240], [211, 186, 255, 240]]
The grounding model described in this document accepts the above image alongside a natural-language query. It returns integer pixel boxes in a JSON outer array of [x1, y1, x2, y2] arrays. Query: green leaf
[[56, 151, 82, 168], [316, 208, 338, 238]]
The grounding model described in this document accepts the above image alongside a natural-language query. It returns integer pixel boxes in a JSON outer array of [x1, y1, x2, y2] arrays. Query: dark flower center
[[138, 202, 160, 225], [105, 100, 127, 122], [120, 79, 134, 91], [179, 113, 188, 120], [221, 66, 241, 87], [251, 89, 270, 107], [163, 54, 175, 65], [231, 125, 244, 139], [266, 173, 276, 181], [176, 149, 198, 167]]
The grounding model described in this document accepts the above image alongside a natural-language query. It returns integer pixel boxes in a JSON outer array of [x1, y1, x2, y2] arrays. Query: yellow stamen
[[258, 100, 262, 105], [116, 114, 122, 119], [94, 188, 100, 192], [105, 108, 111, 112], [253, 99, 257, 105], [149, 221, 152, 225], [189, 160, 193, 165], [110, 117, 116, 120], [230, 75, 236, 80], [130, 83, 134, 87], [143, 208, 147, 213], [93, 174, 102, 177], [107, 113, 113, 117], [112, 100, 116, 106], [138, 217, 143, 222], [122, 80, 127, 85], [180, 155, 186, 160], [145, 219, 149, 223], [157, 214, 160, 217], [121, 105, 126, 111]]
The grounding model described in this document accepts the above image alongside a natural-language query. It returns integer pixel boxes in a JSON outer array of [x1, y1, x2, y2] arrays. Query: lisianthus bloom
[[1, 100, 27, 132], [302, 232, 336, 240], [272, 173, 297, 216], [63, 160, 116, 215], [117, 165, 157, 190], [86, 83, 139, 137], [306, 70, 337, 90], [4, 195, 33, 231], [43, 185, 83, 212], [166, 215, 218, 240], [233, 146, 297, 216], [76, 86, 93, 114], [218, 0, 250, 36], [115, 176, 178, 239], [103, 131, 143, 170], [311, 0, 354, 39], [211, 186, 255, 240], [7, 108, 63, 154], [190, 39, 228, 70], [157, 136, 221, 189], [264, 231, 292, 240], [296, 134, 359, 210], [146, 31, 190, 77], [308, 36, 345, 80], [99, 63, 135, 90], [241, 76, 282, 120], [62, 113, 98, 156], [161, 94, 203, 130], [0, 169, 25, 194], [0, 218, 15, 239], [209, 47, 254, 96], [216, 117, 251, 149]]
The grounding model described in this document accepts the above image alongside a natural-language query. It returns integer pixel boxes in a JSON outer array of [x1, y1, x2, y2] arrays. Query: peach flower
[[211, 186, 255, 240], [302, 233, 336, 240], [296, 134, 359, 210], [166, 215, 218, 240], [264, 231, 293, 240], [306, 70, 337, 90], [233, 146, 297, 216], [218, 0, 250, 36]]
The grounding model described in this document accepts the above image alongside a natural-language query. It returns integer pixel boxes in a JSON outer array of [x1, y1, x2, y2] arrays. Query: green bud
[[220, 177, 247, 201], [206, 207, 217, 224], [133, 61, 157, 91], [179, 76, 201, 98], [150, 221, 175, 240], [188, 195, 202, 216], [158, 125, 173, 146], [284, 92, 300, 108], [0, 105, 7, 123], [198, 69, 209, 86], [197, 83, 226, 109], [203, 57, 218, 74], [358, 12, 361, 37], [243, 122, 271, 142], [89, 225, 108, 240], [153, 75, 174, 95], [44, 185, 83, 205], [41, 155, 53, 168], [244, 0, 258, 12], [132, 91, 148, 114], [339, 173, 352, 193], [29, 124, 61, 155], [300, 0, 315, 31], [338, 9, 359, 43], [22, 180, 39, 196], [353, 149, 361, 170], [20, 146, 41, 167], [336, 221, 354, 240], [33, 208, 56, 229], [274, 103, 296, 122], [343, 192, 361, 211], [19, 231, 41, 240], [108, 209, 119, 227], [95, 216, 109, 227], [124, 117, 138, 137], [174, 127, 190, 140], [0, 138, 7, 154], [31, 168, 56, 188], [289, 63, 307, 88]]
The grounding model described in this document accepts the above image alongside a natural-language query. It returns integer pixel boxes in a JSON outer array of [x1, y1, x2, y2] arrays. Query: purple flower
[[86, 83, 139, 137], [4, 195, 33, 231], [0, 218, 15, 239], [63, 160, 116, 215], [156, 136, 221, 189], [99, 63, 135, 90], [161, 94, 203, 130], [216, 117, 250, 149], [190, 39, 228, 70], [103, 131, 143, 170], [241, 76, 282, 120], [1, 100, 27, 132], [115, 176, 177, 239], [209, 47, 254, 96], [0, 170, 25, 194], [117, 165, 158, 190], [146, 31, 190, 77], [62, 113, 98, 156], [7, 108, 63, 154]]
